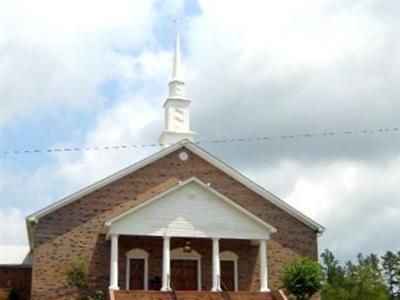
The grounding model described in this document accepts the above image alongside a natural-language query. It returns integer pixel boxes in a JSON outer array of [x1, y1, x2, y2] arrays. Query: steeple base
[[159, 130, 197, 148]]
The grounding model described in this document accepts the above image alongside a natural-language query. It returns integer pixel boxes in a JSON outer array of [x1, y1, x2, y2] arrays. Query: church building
[[0, 29, 324, 300]]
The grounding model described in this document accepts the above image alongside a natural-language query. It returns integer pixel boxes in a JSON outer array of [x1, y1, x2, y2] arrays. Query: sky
[[0, 0, 399, 263]]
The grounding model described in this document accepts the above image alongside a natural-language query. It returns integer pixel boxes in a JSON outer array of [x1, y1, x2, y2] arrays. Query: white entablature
[[159, 23, 196, 147]]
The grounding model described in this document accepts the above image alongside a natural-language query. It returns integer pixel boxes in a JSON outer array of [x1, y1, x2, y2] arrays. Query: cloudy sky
[[1, 0, 399, 263]]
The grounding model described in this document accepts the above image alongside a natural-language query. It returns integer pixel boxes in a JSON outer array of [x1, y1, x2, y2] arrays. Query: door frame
[[125, 248, 149, 290], [171, 248, 202, 291], [220, 251, 238, 291]]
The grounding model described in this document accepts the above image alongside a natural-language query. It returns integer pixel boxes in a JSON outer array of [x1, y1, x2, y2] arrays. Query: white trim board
[[26, 140, 324, 248]]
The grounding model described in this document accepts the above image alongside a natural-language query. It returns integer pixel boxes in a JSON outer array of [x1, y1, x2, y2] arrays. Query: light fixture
[[183, 239, 192, 253]]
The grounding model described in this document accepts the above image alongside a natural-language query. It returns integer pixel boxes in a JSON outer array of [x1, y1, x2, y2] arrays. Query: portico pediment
[[104, 177, 277, 240]]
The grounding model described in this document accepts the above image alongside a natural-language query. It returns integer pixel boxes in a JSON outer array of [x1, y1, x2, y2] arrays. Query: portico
[[103, 177, 277, 292]]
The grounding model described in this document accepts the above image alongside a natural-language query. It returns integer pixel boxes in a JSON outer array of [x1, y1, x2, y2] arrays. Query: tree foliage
[[280, 257, 324, 300], [382, 251, 400, 299], [320, 249, 400, 300], [344, 253, 389, 300], [281, 249, 399, 300], [321, 249, 350, 299]]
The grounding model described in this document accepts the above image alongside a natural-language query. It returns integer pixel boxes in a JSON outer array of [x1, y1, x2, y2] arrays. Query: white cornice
[[162, 97, 190, 108]]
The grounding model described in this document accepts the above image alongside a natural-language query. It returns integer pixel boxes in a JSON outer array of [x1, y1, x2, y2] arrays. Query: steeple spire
[[168, 19, 186, 99], [159, 20, 196, 148], [171, 19, 182, 81]]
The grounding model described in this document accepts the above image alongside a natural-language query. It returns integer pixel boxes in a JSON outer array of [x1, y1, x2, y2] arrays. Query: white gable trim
[[103, 177, 277, 236], [26, 140, 324, 248]]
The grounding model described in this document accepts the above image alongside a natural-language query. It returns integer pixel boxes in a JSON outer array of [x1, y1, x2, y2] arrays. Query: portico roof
[[102, 177, 277, 240]]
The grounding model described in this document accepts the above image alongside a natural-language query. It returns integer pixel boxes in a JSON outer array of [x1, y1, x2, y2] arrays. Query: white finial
[[172, 18, 182, 81]]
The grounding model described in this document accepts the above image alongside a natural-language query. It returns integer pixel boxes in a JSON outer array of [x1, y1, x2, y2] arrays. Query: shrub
[[280, 257, 324, 300], [87, 290, 104, 300], [67, 260, 89, 288]]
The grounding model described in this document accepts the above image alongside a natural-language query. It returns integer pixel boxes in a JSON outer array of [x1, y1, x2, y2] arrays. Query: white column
[[259, 239, 270, 292], [161, 236, 171, 291], [211, 238, 221, 291], [109, 234, 119, 290]]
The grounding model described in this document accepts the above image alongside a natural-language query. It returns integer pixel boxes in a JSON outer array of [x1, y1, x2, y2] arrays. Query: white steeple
[[159, 20, 196, 148]]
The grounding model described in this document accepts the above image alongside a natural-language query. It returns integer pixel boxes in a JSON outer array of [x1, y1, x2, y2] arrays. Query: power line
[[1, 126, 399, 156]]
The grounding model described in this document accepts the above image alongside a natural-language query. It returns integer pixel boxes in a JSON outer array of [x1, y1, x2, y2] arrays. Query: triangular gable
[[103, 177, 277, 240], [27, 139, 324, 248]]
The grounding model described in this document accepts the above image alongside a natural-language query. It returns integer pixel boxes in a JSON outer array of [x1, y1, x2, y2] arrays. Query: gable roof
[[102, 177, 277, 239], [26, 140, 324, 248]]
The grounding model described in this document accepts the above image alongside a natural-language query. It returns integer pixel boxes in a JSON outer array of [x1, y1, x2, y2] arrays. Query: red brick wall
[[0, 267, 31, 300], [31, 147, 318, 299]]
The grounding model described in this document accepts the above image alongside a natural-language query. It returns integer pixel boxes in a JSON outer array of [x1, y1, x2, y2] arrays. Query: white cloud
[[0, 208, 28, 245], [188, 0, 400, 141], [55, 92, 160, 191], [108, 50, 172, 87], [1, 0, 157, 124]]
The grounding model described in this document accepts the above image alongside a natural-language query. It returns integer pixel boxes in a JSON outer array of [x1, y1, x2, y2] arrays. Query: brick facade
[[30, 147, 318, 299], [0, 267, 32, 300]]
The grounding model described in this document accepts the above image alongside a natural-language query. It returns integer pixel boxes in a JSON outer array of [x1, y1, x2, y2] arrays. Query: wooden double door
[[171, 259, 199, 290]]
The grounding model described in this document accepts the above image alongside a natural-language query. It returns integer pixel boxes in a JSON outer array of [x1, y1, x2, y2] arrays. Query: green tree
[[382, 251, 400, 299], [320, 249, 351, 300], [345, 253, 389, 300], [280, 257, 324, 300], [397, 251, 400, 299]]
